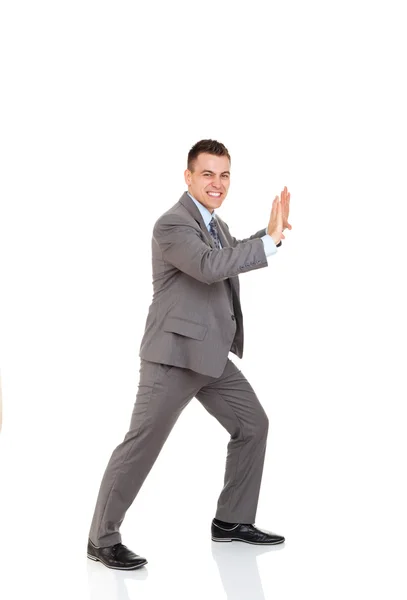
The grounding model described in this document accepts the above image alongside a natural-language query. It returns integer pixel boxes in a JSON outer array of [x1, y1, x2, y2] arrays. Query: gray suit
[[139, 192, 268, 377], [89, 192, 273, 547]]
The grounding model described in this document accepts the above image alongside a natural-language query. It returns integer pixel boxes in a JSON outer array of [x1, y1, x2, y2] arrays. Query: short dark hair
[[187, 139, 231, 172]]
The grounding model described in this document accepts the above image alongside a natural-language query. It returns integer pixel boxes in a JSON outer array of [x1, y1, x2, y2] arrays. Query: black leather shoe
[[87, 539, 148, 570], [211, 520, 285, 545]]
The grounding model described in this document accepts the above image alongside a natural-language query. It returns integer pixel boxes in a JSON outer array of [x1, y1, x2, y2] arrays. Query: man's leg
[[196, 359, 269, 525], [196, 359, 284, 545], [89, 360, 207, 548]]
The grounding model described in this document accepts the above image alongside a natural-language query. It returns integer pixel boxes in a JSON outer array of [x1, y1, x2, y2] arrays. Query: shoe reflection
[[211, 540, 285, 600], [87, 557, 148, 600]]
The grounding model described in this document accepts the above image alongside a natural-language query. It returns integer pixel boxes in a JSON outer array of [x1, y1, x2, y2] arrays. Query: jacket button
[[231, 315, 235, 321]]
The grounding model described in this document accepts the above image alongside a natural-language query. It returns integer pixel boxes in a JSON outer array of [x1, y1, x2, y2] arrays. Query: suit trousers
[[89, 358, 269, 547]]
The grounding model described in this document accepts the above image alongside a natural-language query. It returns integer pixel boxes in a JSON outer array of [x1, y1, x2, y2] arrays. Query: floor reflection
[[86, 539, 285, 600], [87, 558, 148, 600], [211, 540, 285, 600]]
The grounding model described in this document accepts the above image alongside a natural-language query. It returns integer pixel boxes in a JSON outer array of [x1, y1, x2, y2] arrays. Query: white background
[[1, 1, 406, 599]]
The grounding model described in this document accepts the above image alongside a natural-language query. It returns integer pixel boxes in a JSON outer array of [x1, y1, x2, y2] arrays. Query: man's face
[[184, 153, 231, 213]]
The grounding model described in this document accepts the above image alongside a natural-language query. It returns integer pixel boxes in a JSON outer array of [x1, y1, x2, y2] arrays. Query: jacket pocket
[[163, 316, 207, 341]]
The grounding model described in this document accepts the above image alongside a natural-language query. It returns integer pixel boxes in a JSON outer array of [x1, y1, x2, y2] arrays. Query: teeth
[[208, 192, 221, 196]]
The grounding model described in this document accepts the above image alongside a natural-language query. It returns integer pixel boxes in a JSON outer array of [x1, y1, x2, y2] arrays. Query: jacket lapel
[[178, 192, 239, 296], [179, 192, 215, 249]]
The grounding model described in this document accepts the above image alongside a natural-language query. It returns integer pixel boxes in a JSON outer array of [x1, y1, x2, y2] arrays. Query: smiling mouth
[[207, 192, 222, 198]]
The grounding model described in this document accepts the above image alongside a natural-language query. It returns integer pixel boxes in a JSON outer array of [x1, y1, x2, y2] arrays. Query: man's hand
[[267, 186, 292, 245], [267, 195, 283, 245]]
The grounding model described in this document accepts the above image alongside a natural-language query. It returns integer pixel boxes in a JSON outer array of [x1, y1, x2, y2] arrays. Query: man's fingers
[[286, 191, 291, 228], [277, 196, 283, 226], [270, 195, 279, 216]]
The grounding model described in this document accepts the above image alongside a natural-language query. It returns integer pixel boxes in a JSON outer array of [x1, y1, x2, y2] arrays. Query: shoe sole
[[211, 536, 285, 545], [87, 554, 148, 570]]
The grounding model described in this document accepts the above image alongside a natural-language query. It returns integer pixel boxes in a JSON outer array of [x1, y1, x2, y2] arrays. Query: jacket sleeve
[[153, 215, 268, 285]]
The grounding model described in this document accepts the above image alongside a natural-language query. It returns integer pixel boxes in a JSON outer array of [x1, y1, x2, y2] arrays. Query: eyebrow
[[200, 170, 230, 175]]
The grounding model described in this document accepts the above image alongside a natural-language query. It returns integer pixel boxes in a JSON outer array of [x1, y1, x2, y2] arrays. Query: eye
[[222, 174, 229, 179]]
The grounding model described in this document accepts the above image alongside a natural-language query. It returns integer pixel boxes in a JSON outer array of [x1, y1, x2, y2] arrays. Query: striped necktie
[[209, 217, 222, 249]]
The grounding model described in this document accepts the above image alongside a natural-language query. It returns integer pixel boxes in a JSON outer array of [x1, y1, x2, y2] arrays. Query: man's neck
[[188, 192, 213, 213]]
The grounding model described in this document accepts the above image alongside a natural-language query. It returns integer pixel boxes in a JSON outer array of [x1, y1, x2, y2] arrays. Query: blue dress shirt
[[186, 192, 277, 257]]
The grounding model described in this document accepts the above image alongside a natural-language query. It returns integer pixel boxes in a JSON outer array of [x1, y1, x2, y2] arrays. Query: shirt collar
[[187, 191, 214, 228]]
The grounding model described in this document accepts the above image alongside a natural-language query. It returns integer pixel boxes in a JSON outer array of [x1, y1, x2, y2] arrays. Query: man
[[87, 139, 292, 570]]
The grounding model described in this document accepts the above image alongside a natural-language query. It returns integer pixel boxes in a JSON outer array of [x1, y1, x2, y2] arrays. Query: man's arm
[[153, 215, 268, 285]]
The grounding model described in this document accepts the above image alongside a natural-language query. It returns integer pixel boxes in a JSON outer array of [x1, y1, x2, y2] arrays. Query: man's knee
[[250, 411, 269, 440]]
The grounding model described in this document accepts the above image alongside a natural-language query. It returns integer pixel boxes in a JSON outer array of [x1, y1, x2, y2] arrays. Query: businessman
[[87, 139, 292, 570]]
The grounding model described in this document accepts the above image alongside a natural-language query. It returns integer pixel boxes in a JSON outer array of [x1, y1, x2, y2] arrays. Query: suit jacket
[[139, 191, 269, 377]]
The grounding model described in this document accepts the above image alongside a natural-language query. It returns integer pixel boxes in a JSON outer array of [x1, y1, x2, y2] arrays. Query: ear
[[184, 169, 192, 185]]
